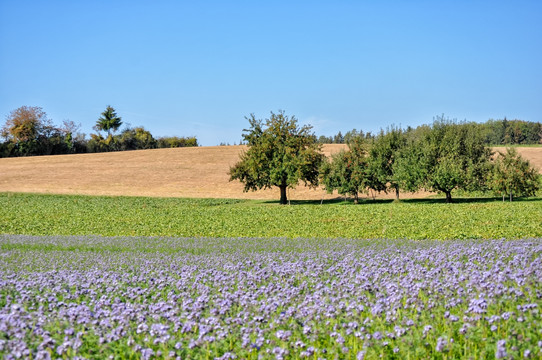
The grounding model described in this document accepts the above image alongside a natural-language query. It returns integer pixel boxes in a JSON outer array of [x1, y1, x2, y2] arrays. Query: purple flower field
[[0, 235, 541, 359]]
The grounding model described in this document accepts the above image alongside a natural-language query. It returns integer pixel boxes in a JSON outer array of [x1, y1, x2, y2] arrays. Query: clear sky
[[1, 1, 541, 146]]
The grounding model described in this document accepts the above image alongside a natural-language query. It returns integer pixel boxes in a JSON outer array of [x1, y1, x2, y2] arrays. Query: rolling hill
[[1, 145, 540, 200]]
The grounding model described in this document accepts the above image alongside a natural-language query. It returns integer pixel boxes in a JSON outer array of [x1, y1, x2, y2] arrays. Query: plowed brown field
[[1, 145, 540, 200]]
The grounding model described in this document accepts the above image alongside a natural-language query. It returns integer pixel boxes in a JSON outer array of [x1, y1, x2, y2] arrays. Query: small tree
[[229, 111, 324, 204], [489, 148, 540, 201], [118, 127, 156, 150], [320, 136, 368, 203], [59, 120, 83, 153], [393, 119, 492, 203], [393, 136, 430, 194], [95, 106, 122, 136], [1, 106, 63, 156], [156, 136, 198, 148], [367, 126, 407, 199]]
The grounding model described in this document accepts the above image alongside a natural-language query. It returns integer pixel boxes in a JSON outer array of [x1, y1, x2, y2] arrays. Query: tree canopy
[[95, 106, 122, 136], [1, 106, 52, 143], [489, 148, 540, 201], [367, 126, 407, 199], [393, 119, 492, 202], [320, 136, 368, 203], [0, 106, 74, 156], [229, 111, 324, 204]]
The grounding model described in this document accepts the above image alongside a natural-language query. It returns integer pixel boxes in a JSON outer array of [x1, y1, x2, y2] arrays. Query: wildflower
[[423, 325, 433, 337], [495, 340, 507, 359], [435, 337, 447, 352], [140, 348, 154, 360]]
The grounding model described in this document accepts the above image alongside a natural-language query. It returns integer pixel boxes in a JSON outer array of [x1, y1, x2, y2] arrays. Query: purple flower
[[436, 337, 448, 352], [495, 340, 507, 359]]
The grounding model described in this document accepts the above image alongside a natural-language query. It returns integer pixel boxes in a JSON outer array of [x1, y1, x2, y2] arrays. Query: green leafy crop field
[[2, 193, 542, 358], [1, 192, 541, 239]]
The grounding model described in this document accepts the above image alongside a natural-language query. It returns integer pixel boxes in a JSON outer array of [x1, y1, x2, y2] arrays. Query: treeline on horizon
[[315, 118, 542, 146], [1, 105, 541, 159], [0, 106, 198, 158]]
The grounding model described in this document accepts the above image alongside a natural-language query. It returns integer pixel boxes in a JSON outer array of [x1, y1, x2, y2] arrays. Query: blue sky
[[1, 1, 541, 146]]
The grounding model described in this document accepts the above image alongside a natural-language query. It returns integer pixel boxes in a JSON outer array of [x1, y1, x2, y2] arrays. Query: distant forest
[[316, 118, 542, 146], [1, 104, 541, 159], [0, 106, 198, 158]]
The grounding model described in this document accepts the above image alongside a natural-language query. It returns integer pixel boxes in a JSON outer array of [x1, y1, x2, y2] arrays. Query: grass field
[[2, 146, 542, 358], [1, 192, 541, 239]]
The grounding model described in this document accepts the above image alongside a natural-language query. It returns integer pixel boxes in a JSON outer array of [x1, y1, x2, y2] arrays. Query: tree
[[320, 136, 368, 203], [87, 133, 117, 153], [229, 111, 324, 204], [118, 127, 156, 150], [95, 106, 122, 136], [333, 131, 344, 144], [59, 120, 83, 153], [427, 121, 492, 202], [156, 136, 198, 148], [1, 106, 61, 156], [394, 118, 492, 203], [367, 126, 407, 199], [2, 106, 51, 141], [489, 148, 540, 201], [393, 140, 429, 193]]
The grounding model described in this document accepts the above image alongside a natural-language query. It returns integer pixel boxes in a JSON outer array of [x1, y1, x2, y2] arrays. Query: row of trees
[[0, 106, 198, 157], [316, 129, 375, 144], [230, 112, 540, 204], [481, 118, 542, 145], [320, 118, 542, 146]]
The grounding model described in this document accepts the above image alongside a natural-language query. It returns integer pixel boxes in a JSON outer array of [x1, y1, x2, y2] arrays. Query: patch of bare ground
[[1, 145, 540, 201]]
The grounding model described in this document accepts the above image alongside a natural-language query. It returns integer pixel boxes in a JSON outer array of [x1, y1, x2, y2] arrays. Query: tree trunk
[[279, 185, 287, 205], [395, 186, 400, 200], [509, 192, 513, 202], [354, 193, 359, 204], [445, 191, 452, 203]]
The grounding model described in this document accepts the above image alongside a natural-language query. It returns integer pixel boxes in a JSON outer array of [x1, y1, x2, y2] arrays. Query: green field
[[2, 193, 542, 358], [1, 192, 541, 239]]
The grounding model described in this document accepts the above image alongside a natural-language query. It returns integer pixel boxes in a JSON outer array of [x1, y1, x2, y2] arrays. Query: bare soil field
[[1, 145, 540, 201]]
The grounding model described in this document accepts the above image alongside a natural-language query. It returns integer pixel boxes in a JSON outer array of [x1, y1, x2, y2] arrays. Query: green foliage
[[1, 193, 542, 239], [156, 136, 198, 148], [95, 105, 123, 136], [481, 118, 542, 145], [316, 128, 375, 144], [489, 148, 540, 201], [87, 130, 199, 152], [367, 126, 407, 198], [229, 111, 324, 204], [318, 119, 542, 147], [394, 119, 492, 202], [0, 106, 80, 157], [0, 106, 196, 157], [320, 137, 368, 203], [118, 127, 156, 150], [393, 133, 430, 193], [87, 133, 117, 152]]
